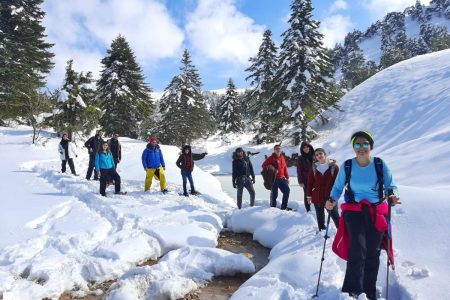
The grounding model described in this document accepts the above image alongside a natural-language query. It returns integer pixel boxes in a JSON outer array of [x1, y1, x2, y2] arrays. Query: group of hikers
[[58, 131, 205, 197], [232, 130, 401, 299], [58, 129, 401, 299]]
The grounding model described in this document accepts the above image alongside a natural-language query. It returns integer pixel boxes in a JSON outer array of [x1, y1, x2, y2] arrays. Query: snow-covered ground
[[1, 50, 450, 299]]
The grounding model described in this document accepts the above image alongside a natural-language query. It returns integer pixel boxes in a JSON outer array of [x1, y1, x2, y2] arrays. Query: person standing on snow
[[58, 133, 78, 175], [108, 133, 121, 169], [262, 144, 290, 210], [175, 145, 206, 197], [297, 141, 314, 212], [306, 148, 339, 231], [95, 141, 123, 196], [142, 137, 167, 193], [232, 147, 256, 209], [326, 131, 400, 300], [84, 131, 104, 180]]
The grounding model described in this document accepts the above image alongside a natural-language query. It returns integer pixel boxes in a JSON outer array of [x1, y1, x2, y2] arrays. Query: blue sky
[[42, 0, 430, 92]]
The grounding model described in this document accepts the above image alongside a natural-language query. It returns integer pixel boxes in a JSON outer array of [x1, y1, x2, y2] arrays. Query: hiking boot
[[183, 192, 189, 197], [191, 191, 200, 195], [162, 189, 169, 194]]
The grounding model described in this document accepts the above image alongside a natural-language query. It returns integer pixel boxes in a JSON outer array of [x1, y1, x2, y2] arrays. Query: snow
[[106, 247, 255, 299], [1, 50, 450, 299], [359, 33, 382, 64]]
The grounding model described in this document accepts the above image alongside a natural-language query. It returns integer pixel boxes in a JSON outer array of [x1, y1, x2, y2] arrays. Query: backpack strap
[[344, 159, 355, 203], [374, 157, 384, 201]]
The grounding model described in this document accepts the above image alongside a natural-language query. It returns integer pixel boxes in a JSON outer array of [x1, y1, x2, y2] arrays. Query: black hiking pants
[[113, 155, 119, 169], [99, 168, 121, 196], [342, 206, 384, 300], [236, 176, 255, 209], [86, 153, 98, 180], [314, 204, 339, 231], [302, 183, 311, 212], [271, 178, 290, 209], [61, 158, 76, 175]]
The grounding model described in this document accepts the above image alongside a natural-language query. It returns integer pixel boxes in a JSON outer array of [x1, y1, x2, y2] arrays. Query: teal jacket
[[95, 151, 115, 171]]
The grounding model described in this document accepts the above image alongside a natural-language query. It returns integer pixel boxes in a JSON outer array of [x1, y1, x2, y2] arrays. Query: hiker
[[84, 131, 104, 180], [232, 147, 256, 209], [142, 137, 167, 193], [326, 131, 400, 300], [175, 145, 207, 197], [262, 144, 290, 210], [297, 141, 314, 212], [58, 133, 78, 175], [95, 141, 122, 196], [306, 148, 339, 231], [108, 133, 121, 169]]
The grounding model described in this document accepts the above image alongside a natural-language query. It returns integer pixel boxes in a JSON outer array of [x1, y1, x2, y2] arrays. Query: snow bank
[[106, 247, 255, 299]]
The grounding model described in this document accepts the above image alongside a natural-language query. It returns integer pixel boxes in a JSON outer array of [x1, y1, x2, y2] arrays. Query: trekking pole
[[313, 212, 332, 298], [386, 188, 394, 300]]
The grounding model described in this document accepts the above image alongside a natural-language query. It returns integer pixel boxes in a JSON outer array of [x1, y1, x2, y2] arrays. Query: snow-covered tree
[[245, 29, 280, 144], [156, 49, 210, 145], [98, 35, 153, 139], [49, 60, 98, 140], [219, 78, 243, 134], [273, 0, 338, 144], [380, 12, 410, 68], [0, 0, 54, 121]]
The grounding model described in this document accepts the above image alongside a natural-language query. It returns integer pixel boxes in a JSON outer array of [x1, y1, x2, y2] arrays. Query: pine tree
[[156, 49, 210, 145], [245, 29, 279, 144], [98, 35, 154, 139], [341, 49, 378, 89], [0, 0, 54, 121], [380, 12, 410, 68], [219, 78, 243, 134], [49, 60, 98, 140], [273, 0, 338, 144]]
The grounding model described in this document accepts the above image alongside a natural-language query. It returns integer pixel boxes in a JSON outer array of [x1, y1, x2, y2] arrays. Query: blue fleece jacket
[[331, 157, 398, 203], [95, 151, 115, 171], [142, 144, 165, 169]]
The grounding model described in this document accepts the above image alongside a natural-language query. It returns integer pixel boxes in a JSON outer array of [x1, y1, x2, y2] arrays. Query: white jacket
[[58, 142, 77, 160]]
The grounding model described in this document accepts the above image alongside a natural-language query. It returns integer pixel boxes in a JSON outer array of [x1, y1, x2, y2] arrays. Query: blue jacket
[[95, 151, 115, 171], [142, 144, 165, 169], [331, 157, 398, 204]]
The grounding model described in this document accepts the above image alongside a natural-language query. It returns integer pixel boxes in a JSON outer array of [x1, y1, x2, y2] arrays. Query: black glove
[[252, 177, 255, 184], [233, 182, 237, 189], [76, 155, 78, 158]]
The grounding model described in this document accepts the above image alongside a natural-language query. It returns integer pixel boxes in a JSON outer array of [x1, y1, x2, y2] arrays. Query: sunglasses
[[354, 142, 370, 149], [274, 148, 281, 151]]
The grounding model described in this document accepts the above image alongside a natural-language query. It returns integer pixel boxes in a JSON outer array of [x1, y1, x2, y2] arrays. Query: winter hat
[[149, 137, 158, 143], [314, 148, 327, 155], [351, 130, 374, 149], [235, 147, 244, 153]]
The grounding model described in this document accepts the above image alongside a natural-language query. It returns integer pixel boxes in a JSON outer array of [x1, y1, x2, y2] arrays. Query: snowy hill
[[313, 49, 450, 190]]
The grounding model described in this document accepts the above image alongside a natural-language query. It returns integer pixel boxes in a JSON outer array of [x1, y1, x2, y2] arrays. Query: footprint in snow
[[401, 261, 430, 279]]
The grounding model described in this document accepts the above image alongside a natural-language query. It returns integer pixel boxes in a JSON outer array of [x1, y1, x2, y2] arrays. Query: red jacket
[[332, 200, 395, 269], [306, 160, 339, 206], [262, 153, 289, 179]]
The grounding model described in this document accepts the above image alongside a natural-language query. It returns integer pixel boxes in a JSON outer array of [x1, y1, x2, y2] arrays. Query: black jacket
[[108, 138, 121, 160], [176, 145, 207, 172], [84, 135, 104, 155], [232, 152, 255, 185]]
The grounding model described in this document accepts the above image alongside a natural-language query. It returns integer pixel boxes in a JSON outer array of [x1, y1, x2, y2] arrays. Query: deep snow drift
[[1, 50, 449, 300]]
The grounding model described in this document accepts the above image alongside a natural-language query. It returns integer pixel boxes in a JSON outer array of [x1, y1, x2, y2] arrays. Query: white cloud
[[43, 0, 184, 87], [364, 0, 432, 19], [185, 0, 265, 64], [329, 0, 348, 14], [320, 14, 353, 48]]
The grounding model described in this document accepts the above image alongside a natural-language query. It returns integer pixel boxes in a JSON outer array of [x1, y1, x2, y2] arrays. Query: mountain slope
[[313, 49, 450, 189]]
